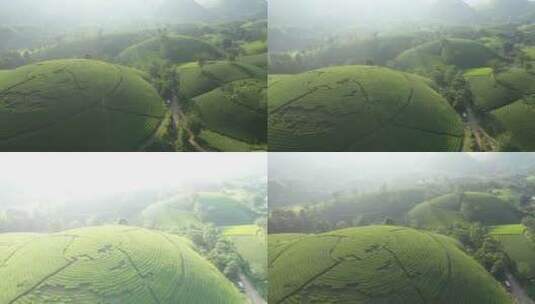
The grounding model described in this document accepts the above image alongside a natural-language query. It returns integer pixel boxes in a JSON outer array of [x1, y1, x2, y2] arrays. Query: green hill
[[177, 60, 265, 99], [196, 192, 257, 226], [408, 192, 521, 228], [464, 67, 521, 111], [0, 59, 167, 151], [269, 226, 512, 304], [118, 35, 223, 68], [268, 65, 464, 151], [141, 195, 202, 230], [488, 70, 535, 150], [193, 78, 267, 147], [0, 226, 244, 303], [395, 39, 500, 71], [34, 33, 146, 61]]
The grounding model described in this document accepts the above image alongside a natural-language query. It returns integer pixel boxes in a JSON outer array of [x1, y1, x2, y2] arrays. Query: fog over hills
[[269, 0, 535, 28]]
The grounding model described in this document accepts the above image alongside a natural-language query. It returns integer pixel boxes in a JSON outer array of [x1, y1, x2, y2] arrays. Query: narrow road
[[170, 95, 207, 152], [506, 272, 535, 304], [239, 273, 266, 304], [466, 107, 498, 151]]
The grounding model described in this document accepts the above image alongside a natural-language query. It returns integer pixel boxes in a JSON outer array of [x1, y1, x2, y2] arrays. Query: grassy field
[[395, 38, 499, 71], [0, 59, 166, 151], [408, 192, 520, 228], [0, 226, 244, 303], [268, 65, 464, 151], [193, 79, 267, 144], [223, 225, 266, 278], [118, 35, 223, 68], [196, 192, 256, 226], [268, 226, 512, 304], [490, 225, 535, 284]]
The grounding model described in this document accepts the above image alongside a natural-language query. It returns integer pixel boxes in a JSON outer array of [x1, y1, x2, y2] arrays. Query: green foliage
[[223, 225, 267, 279], [0, 226, 244, 303], [0, 59, 166, 151], [269, 226, 512, 304], [269, 65, 464, 151]]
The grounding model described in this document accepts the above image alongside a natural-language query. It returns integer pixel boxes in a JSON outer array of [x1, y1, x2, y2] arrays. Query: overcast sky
[[0, 153, 266, 197]]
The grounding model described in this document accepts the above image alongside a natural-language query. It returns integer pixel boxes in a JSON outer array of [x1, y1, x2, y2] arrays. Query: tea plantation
[[268, 226, 512, 304], [395, 38, 500, 71], [268, 65, 464, 151], [0, 59, 167, 151], [408, 192, 521, 228], [196, 192, 257, 226], [118, 35, 223, 67], [0, 226, 245, 304]]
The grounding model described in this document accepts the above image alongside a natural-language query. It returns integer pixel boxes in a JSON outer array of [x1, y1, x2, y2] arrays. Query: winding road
[[239, 273, 266, 304], [170, 95, 206, 152], [506, 272, 535, 304]]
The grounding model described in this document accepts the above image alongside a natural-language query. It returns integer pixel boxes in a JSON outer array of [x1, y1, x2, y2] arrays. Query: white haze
[[0, 153, 266, 199]]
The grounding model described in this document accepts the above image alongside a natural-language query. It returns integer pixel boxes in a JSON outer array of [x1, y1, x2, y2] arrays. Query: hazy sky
[[0, 153, 266, 197]]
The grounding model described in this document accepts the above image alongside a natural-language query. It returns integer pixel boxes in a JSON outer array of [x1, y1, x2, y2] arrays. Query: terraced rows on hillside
[[0, 226, 244, 304], [394, 38, 500, 71], [177, 60, 267, 151], [268, 65, 464, 151], [268, 226, 512, 304], [0, 59, 167, 151], [408, 192, 521, 228]]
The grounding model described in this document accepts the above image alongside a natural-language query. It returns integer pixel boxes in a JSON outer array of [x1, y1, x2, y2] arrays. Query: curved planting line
[[158, 232, 186, 283], [382, 245, 427, 304], [427, 234, 452, 283], [276, 260, 342, 304], [340, 88, 415, 151], [0, 65, 123, 142], [116, 247, 161, 304], [268, 236, 308, 268], [0, 236, 41, 268], [8, 260, 76, 304]]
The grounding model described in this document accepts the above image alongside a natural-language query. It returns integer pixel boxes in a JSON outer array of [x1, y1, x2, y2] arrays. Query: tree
[[383, 217, 395, 225], [522, 216, 535, 235], [117, 218, 129, 225]]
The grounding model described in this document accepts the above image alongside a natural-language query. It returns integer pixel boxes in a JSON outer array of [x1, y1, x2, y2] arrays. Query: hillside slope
[[0, 225, 244, 304], [269, 226, 512, 304], [0, 59, 167, 151], [269, 65, 464, 151], [408, 192, 521, 227]]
